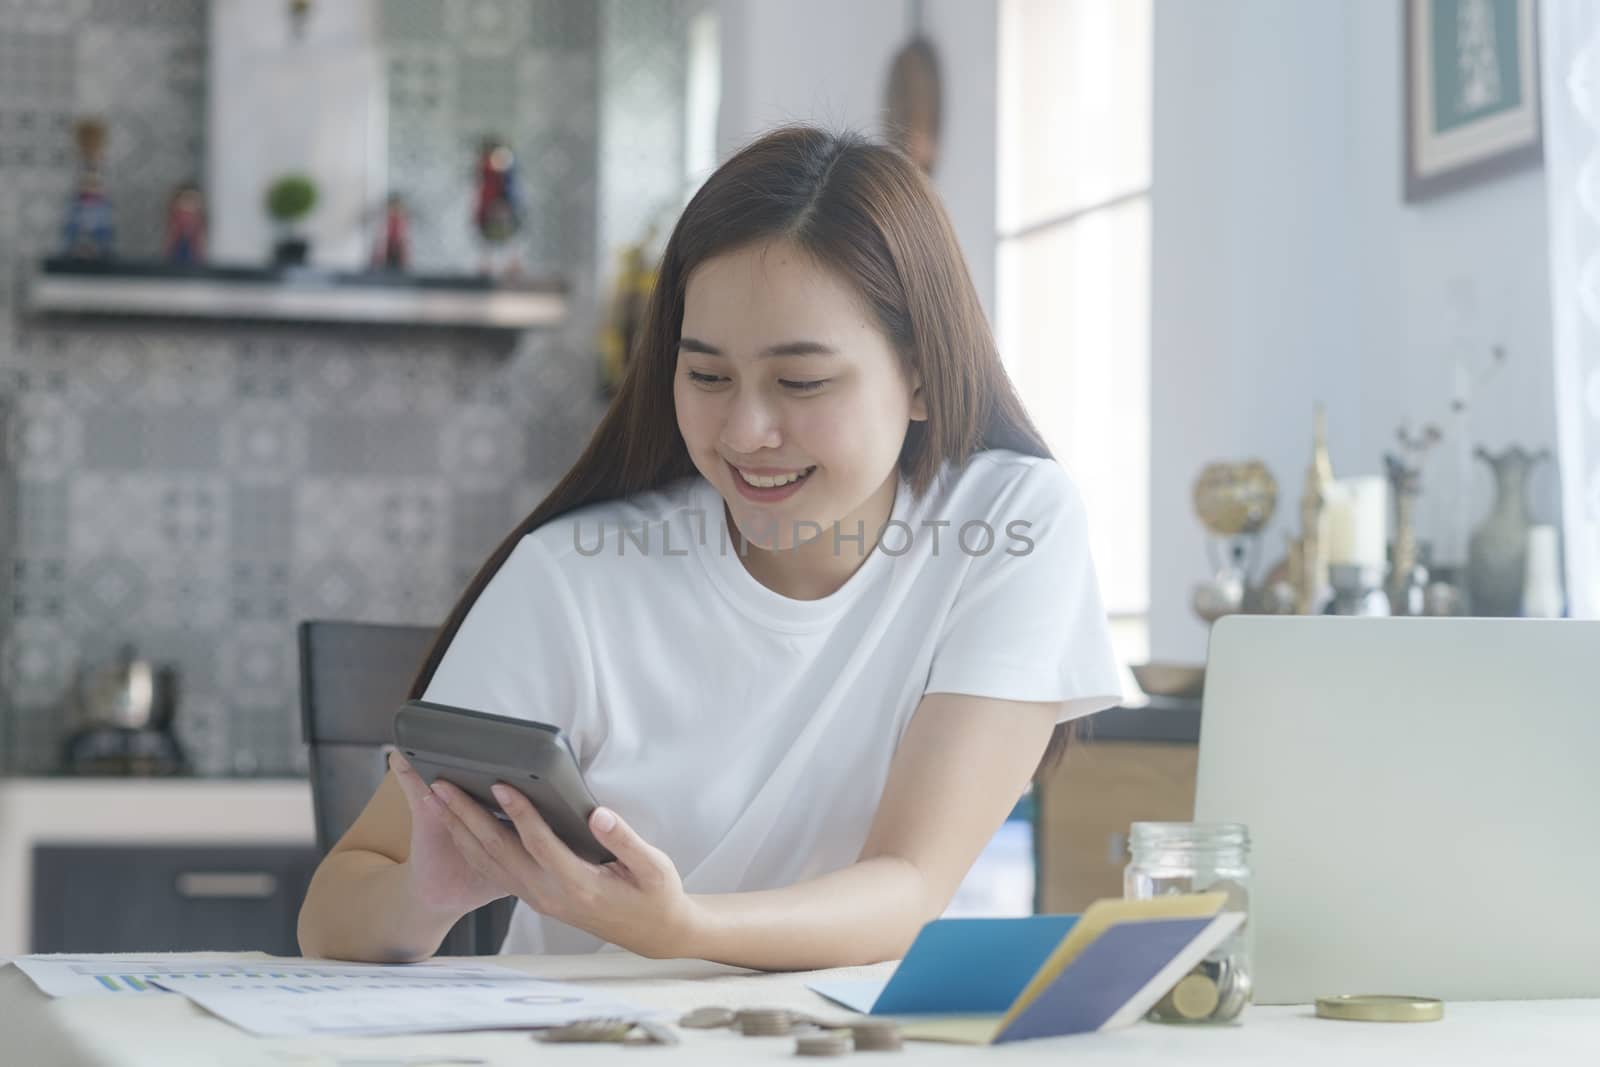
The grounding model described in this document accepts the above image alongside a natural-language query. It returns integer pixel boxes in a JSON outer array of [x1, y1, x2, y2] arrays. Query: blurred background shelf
[[25, 258, 568, 331], [1084, 695, 1201, 744]]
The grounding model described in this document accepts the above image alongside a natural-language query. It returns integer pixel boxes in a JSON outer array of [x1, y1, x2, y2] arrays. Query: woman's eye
[[685, 370, 827, 393]]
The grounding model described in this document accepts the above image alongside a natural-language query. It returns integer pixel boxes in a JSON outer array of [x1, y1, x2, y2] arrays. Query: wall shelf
[[25, 258, 568, 331]]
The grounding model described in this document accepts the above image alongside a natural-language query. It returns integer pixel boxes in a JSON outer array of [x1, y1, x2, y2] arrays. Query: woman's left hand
[[427, 778, 700, 959]]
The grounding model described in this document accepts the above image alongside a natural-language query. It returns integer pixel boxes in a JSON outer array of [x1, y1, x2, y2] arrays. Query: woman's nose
[[720, 385, 782, 453]]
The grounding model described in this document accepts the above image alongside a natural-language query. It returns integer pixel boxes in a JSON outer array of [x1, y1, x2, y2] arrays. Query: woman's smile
[[728, 460, 817, 501]]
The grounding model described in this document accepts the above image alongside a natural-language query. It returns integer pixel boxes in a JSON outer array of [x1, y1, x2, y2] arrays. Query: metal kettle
[[73, 644, 178, 732]]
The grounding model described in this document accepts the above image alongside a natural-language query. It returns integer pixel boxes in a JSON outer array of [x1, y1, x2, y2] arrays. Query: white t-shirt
[[422, 448, 1123, 954]]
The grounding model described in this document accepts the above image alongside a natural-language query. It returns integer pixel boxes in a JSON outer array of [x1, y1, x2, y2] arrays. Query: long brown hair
[[410, 125, 1075, 776]]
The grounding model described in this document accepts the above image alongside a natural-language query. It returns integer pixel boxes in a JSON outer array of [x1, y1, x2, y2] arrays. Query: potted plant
[[265, 173, 317, 266]]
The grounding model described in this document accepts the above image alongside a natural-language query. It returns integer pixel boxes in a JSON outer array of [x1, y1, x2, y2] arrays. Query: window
[[996, 0, 1152, 673], [685, 8, 721, 185]]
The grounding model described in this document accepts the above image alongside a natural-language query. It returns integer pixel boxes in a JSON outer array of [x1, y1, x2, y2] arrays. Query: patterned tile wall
[[0, 0, 696, 776]]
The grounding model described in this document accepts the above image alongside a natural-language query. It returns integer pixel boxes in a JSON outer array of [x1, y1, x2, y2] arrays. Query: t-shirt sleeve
[[923, 460, 1125, 722], [421, 535, 604, 764]]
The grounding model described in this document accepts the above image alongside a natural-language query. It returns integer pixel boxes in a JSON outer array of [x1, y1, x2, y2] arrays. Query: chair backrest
[[298, 620, 435, 853], [298, 619, 512, 956]]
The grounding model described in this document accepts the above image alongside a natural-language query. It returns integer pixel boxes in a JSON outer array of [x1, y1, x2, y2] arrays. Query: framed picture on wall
[[1405, 0, 1542, 202]]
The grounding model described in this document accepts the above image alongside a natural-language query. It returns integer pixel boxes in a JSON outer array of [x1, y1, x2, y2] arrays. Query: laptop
[[1194, 615, 1600, 1004]]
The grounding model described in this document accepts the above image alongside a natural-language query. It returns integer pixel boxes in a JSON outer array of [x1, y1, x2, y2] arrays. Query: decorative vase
[[1466, 446, 1548, 616], [272, 233, 309, 267]]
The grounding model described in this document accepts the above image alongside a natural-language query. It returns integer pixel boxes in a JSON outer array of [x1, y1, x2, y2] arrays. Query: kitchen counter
[[0, 778, 314, 956], [1083, 696, 1201, 744]]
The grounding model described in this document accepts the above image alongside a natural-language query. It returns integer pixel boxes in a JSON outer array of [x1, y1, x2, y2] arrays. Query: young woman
[[297, 125, 1121, 970]]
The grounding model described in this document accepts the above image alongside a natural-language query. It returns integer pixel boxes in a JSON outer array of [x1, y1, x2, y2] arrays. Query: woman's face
[[675, 239, 927, 552]]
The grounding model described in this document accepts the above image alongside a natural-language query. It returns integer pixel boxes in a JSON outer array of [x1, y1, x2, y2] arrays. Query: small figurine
[[1288, 405, 1336, 614], [163, 181, 207, 265], [61, 117, 115, 259], [598, 229, 658, 394], [1385, 422, 1443, 615], [371, 192, 410, 271], [473, 135, 523, 276]]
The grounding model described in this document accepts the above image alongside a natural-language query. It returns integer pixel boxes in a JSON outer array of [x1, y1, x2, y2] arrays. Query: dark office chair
[[298, 619, 515, 956]]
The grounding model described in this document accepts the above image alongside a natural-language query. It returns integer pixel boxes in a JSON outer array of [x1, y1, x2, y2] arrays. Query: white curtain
[[1542, 0, 1600, 617]]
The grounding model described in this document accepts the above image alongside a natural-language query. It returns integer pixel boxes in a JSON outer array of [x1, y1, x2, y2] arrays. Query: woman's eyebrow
[[678, 337, 837, 358]]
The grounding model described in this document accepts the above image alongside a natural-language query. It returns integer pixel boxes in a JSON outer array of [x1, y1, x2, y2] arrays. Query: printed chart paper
[[10, 955, 536, 997], [151, 973, 652, 1037]]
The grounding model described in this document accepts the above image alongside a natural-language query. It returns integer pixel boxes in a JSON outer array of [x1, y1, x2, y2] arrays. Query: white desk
[[3, 951, 1596, 1066]]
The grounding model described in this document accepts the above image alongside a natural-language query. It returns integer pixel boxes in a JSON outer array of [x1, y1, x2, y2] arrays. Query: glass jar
[[1123, 821, 1251, 1023]]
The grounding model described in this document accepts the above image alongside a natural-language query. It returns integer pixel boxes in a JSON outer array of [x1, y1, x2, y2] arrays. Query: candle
[[1324, 478, 1388, 568], [1344, 476, 1389, 569], [1321, 480, 1354, 568], [1522, 525, 1564, 617]]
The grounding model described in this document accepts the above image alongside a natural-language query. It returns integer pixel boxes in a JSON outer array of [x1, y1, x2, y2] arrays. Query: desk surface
[[4, 951, 1597, 1066]]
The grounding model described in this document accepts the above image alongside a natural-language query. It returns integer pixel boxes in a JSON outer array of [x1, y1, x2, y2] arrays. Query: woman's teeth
[[738, 466, 814, 488]]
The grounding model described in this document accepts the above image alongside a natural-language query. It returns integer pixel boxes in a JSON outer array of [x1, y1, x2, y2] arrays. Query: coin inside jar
[[1213, 958, 1252, 1021], [1152, 971, 1219, 1021], [1173, 973, 1220, 1019]]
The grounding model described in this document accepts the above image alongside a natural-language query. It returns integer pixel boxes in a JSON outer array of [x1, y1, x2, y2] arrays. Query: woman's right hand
[[388, 751, 510, 919]]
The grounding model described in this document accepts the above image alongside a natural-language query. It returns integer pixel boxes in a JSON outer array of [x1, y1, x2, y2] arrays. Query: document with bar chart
[[8, 955, 533, 998], [149, 974, 651, 1037], [9, 955, 652, 1036]]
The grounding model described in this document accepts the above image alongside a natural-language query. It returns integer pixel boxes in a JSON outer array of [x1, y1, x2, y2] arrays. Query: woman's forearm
[[297, 850, 468, 963], [681, 856, 939, 971], [301, 841, 943, 969]]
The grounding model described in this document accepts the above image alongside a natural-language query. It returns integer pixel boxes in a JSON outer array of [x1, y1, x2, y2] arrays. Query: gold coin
[[1168, 974, 1220, 1020], [1315, 995, 1444, 1023]]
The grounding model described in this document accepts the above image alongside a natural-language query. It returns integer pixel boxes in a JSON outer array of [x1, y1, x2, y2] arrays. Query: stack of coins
[[737, 1007, 794, 1036], [1212, 958, 1252, 1020], [795, 1033, 852, 1057], [679, 1006, 736, 1029], [533, 1018, 638, 1043], [850, 1020, 904, 1051]]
